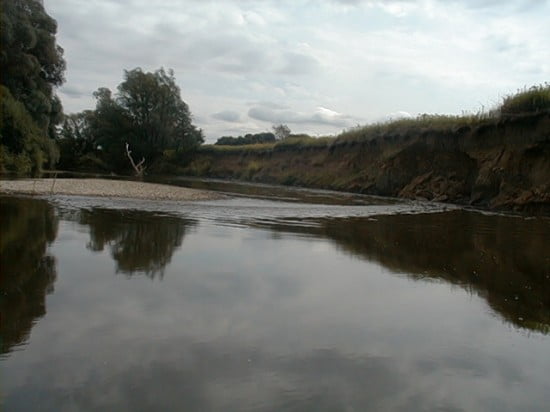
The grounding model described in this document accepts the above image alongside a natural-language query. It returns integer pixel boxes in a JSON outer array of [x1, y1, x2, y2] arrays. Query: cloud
[[376, 111, 413, 122], [46, 0, 550, 138], [59, 85, 89, 99], [211, 110, 242, 123], [248, 105, 354, 127], [277, 52, 320, 75]]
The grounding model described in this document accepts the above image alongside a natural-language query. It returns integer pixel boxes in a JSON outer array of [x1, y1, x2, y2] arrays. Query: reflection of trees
[[320, 211, 550, 334], [77, 209, 195, 279], [0, 197, 58, 355], [255, 210, 550, 334]]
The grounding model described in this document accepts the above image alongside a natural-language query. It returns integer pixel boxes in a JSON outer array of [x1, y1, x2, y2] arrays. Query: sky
[[46, 0, 550, 143]]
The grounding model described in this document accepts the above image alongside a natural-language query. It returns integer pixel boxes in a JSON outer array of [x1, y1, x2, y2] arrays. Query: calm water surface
[[1, 182, 549, 411]]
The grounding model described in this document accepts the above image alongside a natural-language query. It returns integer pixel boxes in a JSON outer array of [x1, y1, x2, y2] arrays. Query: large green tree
[[59, 67, 203, 173], [117, 68, 202, 158], [0, 0, 66, 173]]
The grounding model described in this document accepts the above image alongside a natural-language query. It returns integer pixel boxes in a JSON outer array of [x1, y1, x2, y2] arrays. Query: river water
[[1, 180, 549, 411]]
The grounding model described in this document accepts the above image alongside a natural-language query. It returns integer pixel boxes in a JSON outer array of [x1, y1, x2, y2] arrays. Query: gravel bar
[[0, 178, 223, 201]]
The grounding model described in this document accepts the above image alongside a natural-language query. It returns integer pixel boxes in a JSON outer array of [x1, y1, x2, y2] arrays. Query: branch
[[125, 142, 146, 176]]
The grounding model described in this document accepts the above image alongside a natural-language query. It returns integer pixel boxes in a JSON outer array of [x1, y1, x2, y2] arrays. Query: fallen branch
[[126, 142, 146, 177]]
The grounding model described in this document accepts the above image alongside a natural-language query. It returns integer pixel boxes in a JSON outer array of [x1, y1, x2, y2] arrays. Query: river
[[1, 179, 549, 411]]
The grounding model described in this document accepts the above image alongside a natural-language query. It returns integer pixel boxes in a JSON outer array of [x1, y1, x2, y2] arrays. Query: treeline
[[215, 132, 276, 146]]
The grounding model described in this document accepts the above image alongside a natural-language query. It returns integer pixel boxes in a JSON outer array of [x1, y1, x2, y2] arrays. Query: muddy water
[[1, 182, 549, 411]]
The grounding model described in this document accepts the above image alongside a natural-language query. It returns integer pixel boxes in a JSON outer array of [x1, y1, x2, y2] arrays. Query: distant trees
[[0, 0, 66, 173], [214, 125, 292, 146], [215, 132, 276, 146], [58, 68, 204, 173]]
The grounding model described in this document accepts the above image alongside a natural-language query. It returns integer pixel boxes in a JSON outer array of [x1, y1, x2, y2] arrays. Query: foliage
[[0, 86, 60, 173], [272, 124, 291, 140], [0, 0, 65, 172], [215, 132, 276, 145], [59, 68, 203, 173], [499, 83, 550, 116], [56, 111, 96, 170]]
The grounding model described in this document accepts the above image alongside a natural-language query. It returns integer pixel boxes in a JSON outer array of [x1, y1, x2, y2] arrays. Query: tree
[[60, 68, 203, 173], [116, 68, 203, 160], [56, 111, 97, 170], [272, 124, 291, 140], [0, 0, 66, 172]]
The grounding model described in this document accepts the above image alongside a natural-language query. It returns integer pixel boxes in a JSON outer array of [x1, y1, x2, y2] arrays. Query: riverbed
[[1, 180, 549, 411]]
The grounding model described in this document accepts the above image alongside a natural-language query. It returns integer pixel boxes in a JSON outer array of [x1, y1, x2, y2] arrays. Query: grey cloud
[[248, 106, 354, 127], [330, 0, 544, 10], [248, 101, 290, 110], [278, 52, 320, 75], [59, 86, 89, 98], [181, 34, 268, 73], [212, 110, 242, 122]]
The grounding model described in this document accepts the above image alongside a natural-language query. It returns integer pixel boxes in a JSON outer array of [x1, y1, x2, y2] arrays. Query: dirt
[[184, 112, 550, 214]]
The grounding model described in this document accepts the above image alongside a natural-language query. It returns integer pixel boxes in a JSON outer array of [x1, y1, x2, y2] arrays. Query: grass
[[273, 135, 333, 150], [336, 114, 484, 143], [337, 83, 550, 144], [499, 83, 550, 116], [201, 83, 550, 152], [200, 143, 274, 153]]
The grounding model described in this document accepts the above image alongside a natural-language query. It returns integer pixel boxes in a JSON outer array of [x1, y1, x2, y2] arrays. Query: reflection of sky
[[2, 216, 550, 411]]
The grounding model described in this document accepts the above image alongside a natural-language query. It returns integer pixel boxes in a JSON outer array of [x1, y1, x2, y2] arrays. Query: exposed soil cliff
[[185, 112, 550, 214]]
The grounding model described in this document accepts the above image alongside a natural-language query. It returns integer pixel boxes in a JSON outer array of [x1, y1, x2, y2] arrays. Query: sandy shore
[[0, 178, 223, 201]]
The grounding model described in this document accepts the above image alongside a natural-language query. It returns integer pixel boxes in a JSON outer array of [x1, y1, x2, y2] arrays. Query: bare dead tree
[[125, 143, 146, 177]]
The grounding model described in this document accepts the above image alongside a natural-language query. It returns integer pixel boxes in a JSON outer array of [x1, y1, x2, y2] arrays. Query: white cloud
[[212, 110, 242, 123], [46, 0, 550, 138], [248, 105, 355, 127]]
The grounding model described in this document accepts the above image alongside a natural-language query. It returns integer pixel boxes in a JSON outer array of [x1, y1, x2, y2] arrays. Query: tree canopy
[[58, 68, 203, 173], [272, 124, 291, 140], [0, 0, 66, 173]]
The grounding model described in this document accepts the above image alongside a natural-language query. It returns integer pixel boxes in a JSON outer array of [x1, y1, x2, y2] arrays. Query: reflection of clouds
[[5, 331, 547, 411], [3, 206, 550, 411], [5, 340, 405, 411]]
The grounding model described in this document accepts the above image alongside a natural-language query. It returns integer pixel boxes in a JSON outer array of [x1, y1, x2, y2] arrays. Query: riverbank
[[183, 111, 550, 215], [0, 178, 223, 201]]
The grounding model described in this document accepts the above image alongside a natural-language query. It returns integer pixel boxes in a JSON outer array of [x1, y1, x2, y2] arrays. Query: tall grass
[[499, 83, 550, 116], [273, 135, 333, 150], [336, 113, 490, 143], [337, 83, 550, 144]]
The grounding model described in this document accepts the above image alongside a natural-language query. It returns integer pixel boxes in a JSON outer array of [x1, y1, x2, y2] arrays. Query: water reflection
[[322, 212, 550, 333], [0, 197, 58, 355], [75, 208, 196, 279], [249, 211, 550, 334], [1, 196, 550, 411]]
